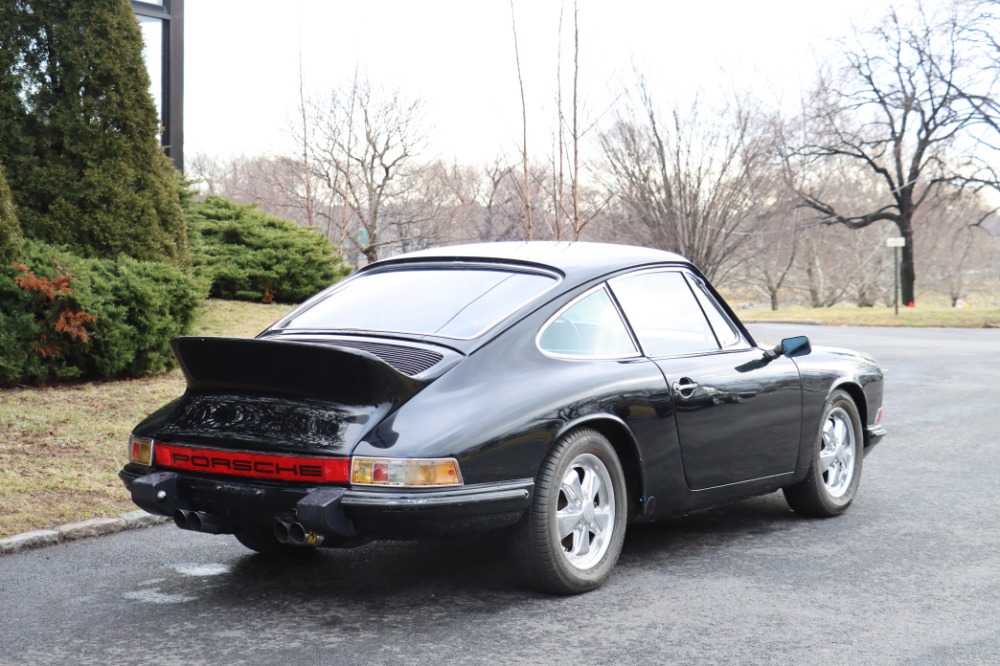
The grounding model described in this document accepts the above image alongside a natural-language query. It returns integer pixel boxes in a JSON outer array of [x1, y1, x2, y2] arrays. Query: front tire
[[511, 428, 627, 594], [784, 389, 863, 517]]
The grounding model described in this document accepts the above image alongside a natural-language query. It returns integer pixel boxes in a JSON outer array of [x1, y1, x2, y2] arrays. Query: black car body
[[121, 242, 885, 593]]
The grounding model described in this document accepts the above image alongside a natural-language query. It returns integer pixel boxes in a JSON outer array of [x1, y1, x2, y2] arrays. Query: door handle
[[672, 378, 699, 398]]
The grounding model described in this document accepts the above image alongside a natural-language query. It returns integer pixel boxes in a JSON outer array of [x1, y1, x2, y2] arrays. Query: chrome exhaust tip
[[288, 522, 323, 547], [273, 518, 293, 543]]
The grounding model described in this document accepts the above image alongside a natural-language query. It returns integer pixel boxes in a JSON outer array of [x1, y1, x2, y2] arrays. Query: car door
[[609, 269, 802, 490]]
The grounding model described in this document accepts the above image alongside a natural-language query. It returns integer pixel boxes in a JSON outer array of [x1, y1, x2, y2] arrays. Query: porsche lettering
[[153, 443, 347, 483], [168, 452, 323, 478]]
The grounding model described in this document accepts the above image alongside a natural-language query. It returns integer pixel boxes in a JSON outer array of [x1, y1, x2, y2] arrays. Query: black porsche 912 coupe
[[120, 242, 885, 594]]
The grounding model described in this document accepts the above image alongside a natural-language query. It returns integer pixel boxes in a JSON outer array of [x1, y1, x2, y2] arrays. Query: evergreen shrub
[[0, 240, 206, 385], [188, 197, 350, 303], [0, 163, 21, 264], [0, 0, 188, 265]]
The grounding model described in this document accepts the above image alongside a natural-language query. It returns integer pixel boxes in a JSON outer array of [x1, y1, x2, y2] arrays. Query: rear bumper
[[119, 465, 532, 541]]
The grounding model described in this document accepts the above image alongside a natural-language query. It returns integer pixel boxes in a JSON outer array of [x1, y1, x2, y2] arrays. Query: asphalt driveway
[[1, 324, 998, 665]]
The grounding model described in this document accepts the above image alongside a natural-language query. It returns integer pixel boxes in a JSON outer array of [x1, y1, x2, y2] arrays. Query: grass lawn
[[0, 300, 291, 537], [739, 303, 1000, 328]]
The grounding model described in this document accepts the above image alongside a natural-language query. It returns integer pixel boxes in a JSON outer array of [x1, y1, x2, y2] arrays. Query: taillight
[[350, 457, 463, 487], [128, 435, 153, 466]]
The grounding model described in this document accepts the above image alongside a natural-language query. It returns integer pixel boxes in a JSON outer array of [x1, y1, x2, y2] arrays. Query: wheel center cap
[[583, 504, 595, 522]]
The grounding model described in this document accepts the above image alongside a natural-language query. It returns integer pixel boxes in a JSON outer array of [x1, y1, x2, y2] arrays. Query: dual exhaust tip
[[172, 510, 322, 547], [173, 509, 229, 534], [273, 518, 324, 547]]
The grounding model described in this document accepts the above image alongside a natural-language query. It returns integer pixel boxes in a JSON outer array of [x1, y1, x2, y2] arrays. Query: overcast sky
[[183, 0, 896, 166]]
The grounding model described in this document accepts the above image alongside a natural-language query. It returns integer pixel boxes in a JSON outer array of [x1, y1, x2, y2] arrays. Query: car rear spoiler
[[171, 337, 425, 407]]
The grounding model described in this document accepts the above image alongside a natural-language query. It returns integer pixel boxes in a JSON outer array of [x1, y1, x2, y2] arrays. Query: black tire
[[234, 524, 316, 557], [784, 389, 864, 517], [511, 428, 627, 594]]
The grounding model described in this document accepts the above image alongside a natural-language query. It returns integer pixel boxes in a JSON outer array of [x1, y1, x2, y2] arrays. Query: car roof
[[266, 242, 708, 355], [367, 241, 691, 280]]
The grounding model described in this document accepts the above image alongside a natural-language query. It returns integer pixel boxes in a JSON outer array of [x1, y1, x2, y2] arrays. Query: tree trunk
[[899, 224, 916, 306]]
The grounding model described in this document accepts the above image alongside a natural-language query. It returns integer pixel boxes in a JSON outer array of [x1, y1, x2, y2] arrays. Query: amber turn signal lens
[[350, 457, 463, 487], [128, 435, 153, 466]]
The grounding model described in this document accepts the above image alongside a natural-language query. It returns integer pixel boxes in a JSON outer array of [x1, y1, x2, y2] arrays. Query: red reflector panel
[[154, 443, 349, 484]]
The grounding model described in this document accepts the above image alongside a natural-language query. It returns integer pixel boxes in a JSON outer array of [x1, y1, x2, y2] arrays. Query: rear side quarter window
[[538, 286, 638, 358]]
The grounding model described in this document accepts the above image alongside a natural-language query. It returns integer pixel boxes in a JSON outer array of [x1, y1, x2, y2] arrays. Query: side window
[[610, 270, 720, 357], [686, 275, 743, 348], [538, 287, 637, 358]]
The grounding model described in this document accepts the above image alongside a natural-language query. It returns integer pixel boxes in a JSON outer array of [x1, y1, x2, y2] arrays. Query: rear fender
[[554, 415, 648, 521]]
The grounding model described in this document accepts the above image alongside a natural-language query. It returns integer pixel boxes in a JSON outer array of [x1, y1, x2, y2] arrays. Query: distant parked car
[[121, 242, 885, 594]]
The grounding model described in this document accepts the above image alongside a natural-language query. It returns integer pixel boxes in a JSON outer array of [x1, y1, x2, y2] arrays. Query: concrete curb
[[0, 511, 170, 555]]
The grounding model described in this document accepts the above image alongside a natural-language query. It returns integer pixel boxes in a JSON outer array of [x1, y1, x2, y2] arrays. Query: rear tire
[[784, 390, 863, 517], [511, 428, 627, 594]]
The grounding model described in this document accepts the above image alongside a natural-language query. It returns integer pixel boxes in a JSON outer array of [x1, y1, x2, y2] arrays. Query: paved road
[[2, 325, 999, 665]]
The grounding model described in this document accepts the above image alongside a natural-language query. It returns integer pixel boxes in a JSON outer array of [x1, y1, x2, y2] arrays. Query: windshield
[[280, 267, 558, 339]]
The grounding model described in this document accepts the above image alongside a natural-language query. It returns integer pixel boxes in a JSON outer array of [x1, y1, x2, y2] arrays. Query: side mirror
[[763, 336, 812, 360], [777, 336, 811, 359]]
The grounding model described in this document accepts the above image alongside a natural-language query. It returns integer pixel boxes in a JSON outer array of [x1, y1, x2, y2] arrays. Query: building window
[[132, 0, 183, 171], [137, 16, 163, 121]]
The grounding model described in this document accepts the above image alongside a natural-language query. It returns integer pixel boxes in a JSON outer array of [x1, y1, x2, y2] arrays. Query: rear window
[[280, 267, 557, 339]]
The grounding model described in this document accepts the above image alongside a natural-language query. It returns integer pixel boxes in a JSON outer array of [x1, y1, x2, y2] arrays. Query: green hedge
[[187, 197, 349, 303], [0, 0, 188, 266], [0, 240, 206, 385], [0, 163, 21, 264]]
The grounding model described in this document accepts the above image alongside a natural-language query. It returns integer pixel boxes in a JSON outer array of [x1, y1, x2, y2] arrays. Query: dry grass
[[0, 300, 292, 537], [739, 303, 1000, 328]]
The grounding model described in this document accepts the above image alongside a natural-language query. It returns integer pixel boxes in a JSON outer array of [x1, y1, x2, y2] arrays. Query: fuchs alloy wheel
[[784, 389, 864, 517], [512, 428, 627, 594]]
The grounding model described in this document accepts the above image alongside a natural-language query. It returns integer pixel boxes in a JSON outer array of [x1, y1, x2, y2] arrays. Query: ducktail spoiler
[[171, 337, 425, 406]]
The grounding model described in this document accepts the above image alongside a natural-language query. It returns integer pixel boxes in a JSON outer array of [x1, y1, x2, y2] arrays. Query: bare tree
[[948, 1, 1000, 200], [569, 1, 581, 237], [546, 1, 609, 242], [790, 0, 999, 305], [302, 77, 426, 263], [509, 0, 533, 239], [553, 3, 566, 240], [739, 205, 801, 311], [918, 188, 998, 305], [600, 83, 783, 281], [785, 221, 894, 308], [296, 41, 316, 228], [188, 153, 320, 225]]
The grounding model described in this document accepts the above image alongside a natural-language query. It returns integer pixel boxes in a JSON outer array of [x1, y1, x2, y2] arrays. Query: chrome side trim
[[342, 479, 533, 508]]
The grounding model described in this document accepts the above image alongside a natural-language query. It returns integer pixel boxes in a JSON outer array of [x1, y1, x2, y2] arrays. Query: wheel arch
[[830, 381, 869, 445], [555, 415, 646, 521]]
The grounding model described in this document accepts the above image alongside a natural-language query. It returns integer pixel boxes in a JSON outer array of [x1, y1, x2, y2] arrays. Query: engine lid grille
[[326, 340, 444, 376]]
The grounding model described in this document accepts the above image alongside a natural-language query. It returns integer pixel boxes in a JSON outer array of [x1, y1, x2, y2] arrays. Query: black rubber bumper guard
[[125, 471, 357, 538], [123, 469, 534, 539]]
